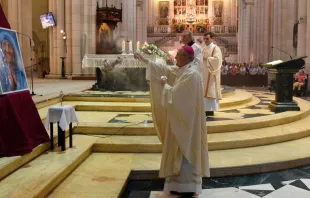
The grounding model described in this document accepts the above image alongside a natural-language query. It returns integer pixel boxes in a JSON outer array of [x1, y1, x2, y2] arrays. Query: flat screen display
[[40, 12, 56, 29]]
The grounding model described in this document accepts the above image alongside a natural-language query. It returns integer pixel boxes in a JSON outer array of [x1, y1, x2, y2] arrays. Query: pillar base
[[268, 101, 300, 113]]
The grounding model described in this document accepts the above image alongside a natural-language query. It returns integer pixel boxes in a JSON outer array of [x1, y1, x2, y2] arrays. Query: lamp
[[16, 32, 36, 96], [60, 30, 67, 79]]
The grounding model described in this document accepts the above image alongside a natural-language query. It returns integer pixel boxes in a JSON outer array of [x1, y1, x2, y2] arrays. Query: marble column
[[231, 0, 237, 26], [65, 0, 72, 75], [305, 0, 310, 85], [272, 0, 296, 61], [48, 0, 55, 75], [71, 0, 82, 76], [7, 0, 32, 71], [244, 0, 253, 62], [90, 0, 96, 54], [297, 0, 307, 58], [56, 0, 65, 76], [237, 0, 243, 62], [136, 1, 143, 47], [147, 0, 153, 26], [238, 0, 253, 63], [252, 0, 271, 64], [272, 0, 281, 60]]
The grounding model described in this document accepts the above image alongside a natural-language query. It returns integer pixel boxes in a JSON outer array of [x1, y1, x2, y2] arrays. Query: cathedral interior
[[1, 0, 310, 198]]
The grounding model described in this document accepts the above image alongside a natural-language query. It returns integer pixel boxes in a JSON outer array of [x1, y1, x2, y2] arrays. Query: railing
[[226, 44, 238, 53], [210, 25, 237, 34], [147, 25, 237, 34], [154, 32, 174, 46], [147, 25, 154, 34], [220, 44, 238, 56], [214, 37, 229, 45]]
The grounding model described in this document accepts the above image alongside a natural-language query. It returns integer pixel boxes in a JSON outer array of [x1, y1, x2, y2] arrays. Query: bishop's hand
[[134, 53, 149, 64], [161, 76, 167, 85]]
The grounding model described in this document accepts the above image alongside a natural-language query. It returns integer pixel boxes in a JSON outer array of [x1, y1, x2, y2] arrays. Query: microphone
[[271, 46, 293, 60]]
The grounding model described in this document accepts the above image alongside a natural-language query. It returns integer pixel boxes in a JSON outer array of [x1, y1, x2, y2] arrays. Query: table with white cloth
[[44, 105, 79, 151]]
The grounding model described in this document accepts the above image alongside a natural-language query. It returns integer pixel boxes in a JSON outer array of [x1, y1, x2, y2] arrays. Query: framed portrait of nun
[[0, 27, 28, 95]]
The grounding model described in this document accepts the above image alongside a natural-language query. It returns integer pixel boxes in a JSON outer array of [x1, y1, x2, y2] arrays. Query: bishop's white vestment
[[145, 60, 210, 194], [202, 42, 223, 111]]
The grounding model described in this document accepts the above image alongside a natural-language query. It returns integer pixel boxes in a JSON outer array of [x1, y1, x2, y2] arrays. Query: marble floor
[[124, 165, 310, 198], [28, 78, 94, 103]]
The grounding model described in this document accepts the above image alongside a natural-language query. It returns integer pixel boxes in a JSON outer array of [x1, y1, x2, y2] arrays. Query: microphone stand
[[271, 46, 293, 60], [17, 32, 36, 96]]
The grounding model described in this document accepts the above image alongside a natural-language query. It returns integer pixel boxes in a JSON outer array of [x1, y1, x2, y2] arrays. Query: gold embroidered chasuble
[[146, 61, 210, 179]]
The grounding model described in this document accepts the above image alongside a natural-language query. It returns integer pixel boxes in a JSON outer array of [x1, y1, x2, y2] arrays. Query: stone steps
[[48, 136, 310, 197], [0, 125, 69, 181], [0, 135, 98, 198], [91, 112, 310, 152], [73, 99, 309, 134]]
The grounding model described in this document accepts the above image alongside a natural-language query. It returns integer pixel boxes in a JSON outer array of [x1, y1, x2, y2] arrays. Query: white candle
[[129, 40, 133, 52], [137, 41, 140, 51], [122, 40, 125, 51]]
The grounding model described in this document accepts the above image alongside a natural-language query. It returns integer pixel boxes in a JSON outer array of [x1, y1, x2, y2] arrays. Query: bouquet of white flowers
[[140, 42, 168, 59]]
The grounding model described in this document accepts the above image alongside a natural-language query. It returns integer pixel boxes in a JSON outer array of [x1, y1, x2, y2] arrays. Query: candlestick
[[136, 41, 140, 52], [129, 40, 133, 53], [122, 40, 125, 51]]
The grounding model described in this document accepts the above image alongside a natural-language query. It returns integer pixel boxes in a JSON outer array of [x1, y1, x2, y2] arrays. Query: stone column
[[7, 0, 32, 71], [91, 0, 96, 54], [281, 0, 296, 59], [56, 0, 65, 76], [244, 0, 253, 62], [272, 0, 296, 61], [143, 0, 148, 41], [136, 1, 143, 46], [65, 0, 72, 75], [237, 0, 243, 62], [71, 0, 82, 76], [231, 0, 237, 26], [147, 0, 153, 26], [297, 0, 307, 57], [48, 0, 55, 75], [123, 0, 135, 52], [272, 0, 281, 60], [305, 1, 310, 86], [238, 0, 253, 63], [252, 0, 271, 64]]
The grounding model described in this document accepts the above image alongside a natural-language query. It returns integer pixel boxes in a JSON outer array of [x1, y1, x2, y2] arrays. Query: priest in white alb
[[180, 30, 203, 66], [202, 32, 223, 117], [134, 46, 210, 197]]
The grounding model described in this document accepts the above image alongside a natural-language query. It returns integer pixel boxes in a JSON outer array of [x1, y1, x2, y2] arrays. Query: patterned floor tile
[[263, 185, 310, 198]]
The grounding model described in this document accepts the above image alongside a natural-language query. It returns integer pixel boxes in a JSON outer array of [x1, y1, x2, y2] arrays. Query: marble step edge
[[90, 121, 310, 152], [0, 129, 69, 181], [72, 96, 252, 112], [0, 143, 49, 181], [0, 136, 97, 198], [35, 148, 92, 198], [63, 90, 235, 103], [108, 137, 310, 178], [75, 105, 151, 112], [126, 156, 310, 178], [210, 155, 310, 177], [64, 96, 150, 103], [73, 107, 310, 134]]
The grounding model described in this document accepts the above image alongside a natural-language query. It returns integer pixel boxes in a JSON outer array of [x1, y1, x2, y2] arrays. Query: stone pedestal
[[265, 57, 307, 113], [269, 73, 300, 112]]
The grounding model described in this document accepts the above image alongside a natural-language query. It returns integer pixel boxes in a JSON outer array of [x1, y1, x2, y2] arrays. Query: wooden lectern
[[264, 56, 307, 113]]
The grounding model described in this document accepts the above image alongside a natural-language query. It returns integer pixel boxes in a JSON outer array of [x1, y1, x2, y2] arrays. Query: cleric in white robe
[[202, 32, 223, 117], [134, 46, 210, 197]]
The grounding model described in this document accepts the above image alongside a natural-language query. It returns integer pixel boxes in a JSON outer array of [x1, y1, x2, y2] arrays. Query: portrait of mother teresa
[[0, 28, 27, 94]]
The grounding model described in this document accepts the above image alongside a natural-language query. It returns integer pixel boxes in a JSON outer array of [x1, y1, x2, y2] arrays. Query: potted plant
[[174, 23, 185, 33], [196, 22, 205, 33]]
